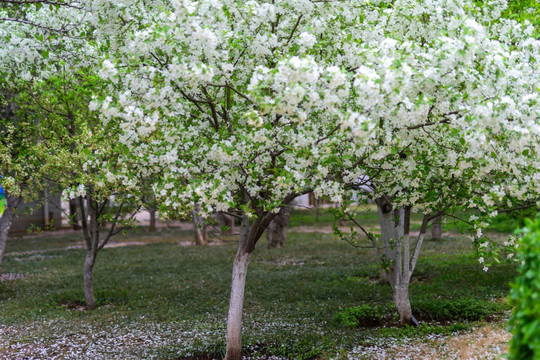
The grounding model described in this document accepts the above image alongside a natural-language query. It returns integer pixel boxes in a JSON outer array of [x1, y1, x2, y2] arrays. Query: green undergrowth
[[335, 298, 508, 328], [0, 227, 516, 359]]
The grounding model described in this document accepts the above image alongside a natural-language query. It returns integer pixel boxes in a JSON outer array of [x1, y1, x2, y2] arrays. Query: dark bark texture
[[431, 215, 442, 241], [267, 203, 292, 248]]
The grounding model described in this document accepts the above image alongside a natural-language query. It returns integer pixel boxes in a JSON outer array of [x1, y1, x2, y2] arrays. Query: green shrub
[[334, 304, 387, 327], [508, 217, 540, 360], [335, 298, 503, 328], [412, 298, 502, 322]]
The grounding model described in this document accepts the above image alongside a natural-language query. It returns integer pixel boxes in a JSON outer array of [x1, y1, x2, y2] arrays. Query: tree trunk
[[225, 215, 251, 360], [149, 207, 156, 232], [376, 200, 421, 326], [69, 198, 81, 230], [83, 250, 97, 310], [218, 212, 234, 235], [192, 205, 208, 245], [393, 283, 414, 325], [431, 215, 442, 241], [0, 194, 18, 275], [222, 195, 297, 360], [267, 203, 292, 248], [224, 248, 251, 360]]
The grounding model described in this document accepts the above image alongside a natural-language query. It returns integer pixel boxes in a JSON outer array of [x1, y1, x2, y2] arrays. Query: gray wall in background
[[11, 192, 63, 232]]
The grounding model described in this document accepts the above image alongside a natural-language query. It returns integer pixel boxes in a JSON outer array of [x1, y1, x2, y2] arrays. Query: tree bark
[[431, 215, 442, 241], [192, 205, 208, 245], [223, 195, 298, 360], [83, 250, 97, 310], [149, 207, 156, 232], [393, 283, 414, 325], [376, 200, 422, 326], [224, 248, 251, 360], [0, 194, 19, 275], [69, 198, 81, 230], [267, 203, 292, 248], [79, 197, 100, 310], [224, 216, 251, 360]]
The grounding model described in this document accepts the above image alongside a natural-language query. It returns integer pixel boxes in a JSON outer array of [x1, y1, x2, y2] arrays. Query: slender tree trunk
[[224, 248, 251, 360], [69, 198, 81, 230], [224, 216, 251, 360], [192, 205, 208, 245], [149, 207, 156, 232], [376, 199, 422, 326], [431, 215, 442, 241], [0, 194, 19, 275], [79, 197, 99, 310], [83, 250, 97, 310], [223, 195, 298, 360], [267, 203, 292, 248]]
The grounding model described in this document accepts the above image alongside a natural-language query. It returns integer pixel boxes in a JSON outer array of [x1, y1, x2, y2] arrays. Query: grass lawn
[[0, 216, 518, 359]]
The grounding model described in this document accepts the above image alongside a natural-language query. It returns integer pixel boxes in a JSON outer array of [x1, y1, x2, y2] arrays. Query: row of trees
[[1, 0, 539, 359]]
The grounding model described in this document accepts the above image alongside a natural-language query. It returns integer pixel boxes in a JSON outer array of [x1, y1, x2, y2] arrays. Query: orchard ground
[[0, 208, 522, 359]]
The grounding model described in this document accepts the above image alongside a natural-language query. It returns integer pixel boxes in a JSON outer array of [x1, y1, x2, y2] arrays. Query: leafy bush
[[508, 217, 540, 360], [412, 298, 503, 322], [334, 304, 388, 327], [336, 298, 504, 328]]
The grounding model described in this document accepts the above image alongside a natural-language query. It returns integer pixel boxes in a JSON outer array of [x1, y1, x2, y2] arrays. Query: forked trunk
[[83, 250, 97, 310], [223, 197, 297, 360], [375, 199, 424, 327], [0, 194, 19, 275], [193, 224, 208, 245], [267, 203, 292, 249]]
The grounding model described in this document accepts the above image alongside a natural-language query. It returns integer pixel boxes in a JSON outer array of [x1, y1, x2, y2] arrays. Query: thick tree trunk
[[83, 250, 97, 310], [431, 215, 442, 241], [149, 208, 156, 232], [0, 194, 18, 275], [218, 212, 234, 235], [267, 203, 292, 248]]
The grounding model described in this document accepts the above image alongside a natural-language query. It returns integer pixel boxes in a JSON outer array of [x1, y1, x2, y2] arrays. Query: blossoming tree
[[0, 4, 161, 308], [2, 0, 539, 357], [333, 0, 540, 324], [85, 0, 540, 357], [0, 90, 42, 275]]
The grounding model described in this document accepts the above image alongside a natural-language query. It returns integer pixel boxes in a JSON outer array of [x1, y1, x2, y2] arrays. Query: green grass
[[0, 225, 517, 359]]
